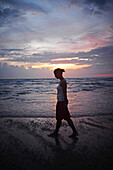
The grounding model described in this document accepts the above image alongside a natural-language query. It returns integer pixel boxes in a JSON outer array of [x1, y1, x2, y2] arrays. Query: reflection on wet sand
[[0, 117, 113, 170]]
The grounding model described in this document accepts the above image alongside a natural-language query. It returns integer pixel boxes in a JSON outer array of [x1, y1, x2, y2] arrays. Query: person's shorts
[[56, 101, 70, 121]]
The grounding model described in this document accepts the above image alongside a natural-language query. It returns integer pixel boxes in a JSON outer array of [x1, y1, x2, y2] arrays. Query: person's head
[[54, 68, 65, 79]]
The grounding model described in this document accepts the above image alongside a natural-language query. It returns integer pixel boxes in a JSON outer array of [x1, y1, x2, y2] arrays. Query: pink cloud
[[57, 42, 78, 45], [57, 27, 113, 52]]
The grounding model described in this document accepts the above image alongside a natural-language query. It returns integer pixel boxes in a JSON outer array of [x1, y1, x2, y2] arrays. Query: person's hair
[[54, 68, 65, 74]]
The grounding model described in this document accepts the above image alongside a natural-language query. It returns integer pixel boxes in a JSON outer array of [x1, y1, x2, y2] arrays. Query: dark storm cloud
[[50, 45, 113, 69], [1, 45, 113, 68], [0, 62, 52, 79], [85, 0, 112, 10], [87, 45, 113, 57], [0, 48, 24, 57], [0, 49, 24, 52], [83, 7, 103, 15], [1, 0, 47, 13], [7, 56, 42, 63], [68, 0, 113, 16], [0, 45, 113, 78], [0, 7, 25, 25], [69, 0, 113, 9], [0, 8, 23, 18], [0, 0, 47, 25]]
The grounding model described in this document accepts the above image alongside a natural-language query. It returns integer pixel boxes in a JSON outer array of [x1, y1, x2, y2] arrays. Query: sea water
[[0, 78, 113, 117]]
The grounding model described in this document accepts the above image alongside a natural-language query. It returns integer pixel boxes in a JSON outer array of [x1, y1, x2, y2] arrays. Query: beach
[[0, 116, 113, 170], [0, 78, 113, 169]]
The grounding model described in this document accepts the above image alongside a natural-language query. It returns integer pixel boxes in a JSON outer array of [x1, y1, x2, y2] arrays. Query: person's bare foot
[[48, 132, 58, 137], [68, 131, 78, 138]]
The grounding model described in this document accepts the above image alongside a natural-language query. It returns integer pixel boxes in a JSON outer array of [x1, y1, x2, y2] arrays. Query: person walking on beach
[[48, 68, 78, 138]]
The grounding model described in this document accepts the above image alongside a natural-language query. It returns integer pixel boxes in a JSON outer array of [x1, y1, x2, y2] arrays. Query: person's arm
[[60, 80, 68, 105]]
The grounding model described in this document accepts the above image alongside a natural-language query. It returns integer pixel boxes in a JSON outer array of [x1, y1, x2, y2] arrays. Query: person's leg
[[67, 118, 78, 137], [55, 120, 62, 133], [48, 120, 62, 137]]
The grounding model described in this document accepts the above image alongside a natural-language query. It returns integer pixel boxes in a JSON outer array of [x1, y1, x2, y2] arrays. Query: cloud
[[57, 26, 113, 53], [0, 8, 23, 18], [68, 0, 113, 16], [2, 0, 47, 13], [68, 0, 113, 9], [0, 45, 113, 74], [0, 62, 52, 79], [0, 0, 47, 26], [0, 44, 113, 78], [0, 7, 25, 26], [85, 0, 112, 10], [0, 48, 25, 60], [83, 7, 103, 15]]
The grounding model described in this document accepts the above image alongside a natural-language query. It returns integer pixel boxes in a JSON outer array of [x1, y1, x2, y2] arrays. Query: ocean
[[0, 77, 113, 118]]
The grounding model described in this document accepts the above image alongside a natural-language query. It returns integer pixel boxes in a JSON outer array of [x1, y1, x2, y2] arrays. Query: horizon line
[[0, 75, 113, 80]]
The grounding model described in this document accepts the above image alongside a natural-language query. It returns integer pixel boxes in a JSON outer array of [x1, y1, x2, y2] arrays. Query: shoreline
[[0, 116, 113, 170], [0, 112, 113, 118]]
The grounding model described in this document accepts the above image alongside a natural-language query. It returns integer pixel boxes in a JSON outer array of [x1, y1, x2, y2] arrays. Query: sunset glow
[[0, 0, 113, 78], [92, 74, 113, 77], [32, 63, 91, 70]]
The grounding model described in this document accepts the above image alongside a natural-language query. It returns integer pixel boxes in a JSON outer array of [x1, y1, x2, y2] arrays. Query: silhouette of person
[[48, 68, 78, 138]]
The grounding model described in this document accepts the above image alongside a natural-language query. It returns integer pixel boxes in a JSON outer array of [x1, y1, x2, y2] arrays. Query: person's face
[[54, 71, 61, 79]]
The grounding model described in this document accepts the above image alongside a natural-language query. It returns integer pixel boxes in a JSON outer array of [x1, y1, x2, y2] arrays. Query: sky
[[0, 0, 113, 78]]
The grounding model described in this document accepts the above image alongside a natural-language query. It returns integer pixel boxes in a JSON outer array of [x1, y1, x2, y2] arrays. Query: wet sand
[[0, 116, 113, 170]]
